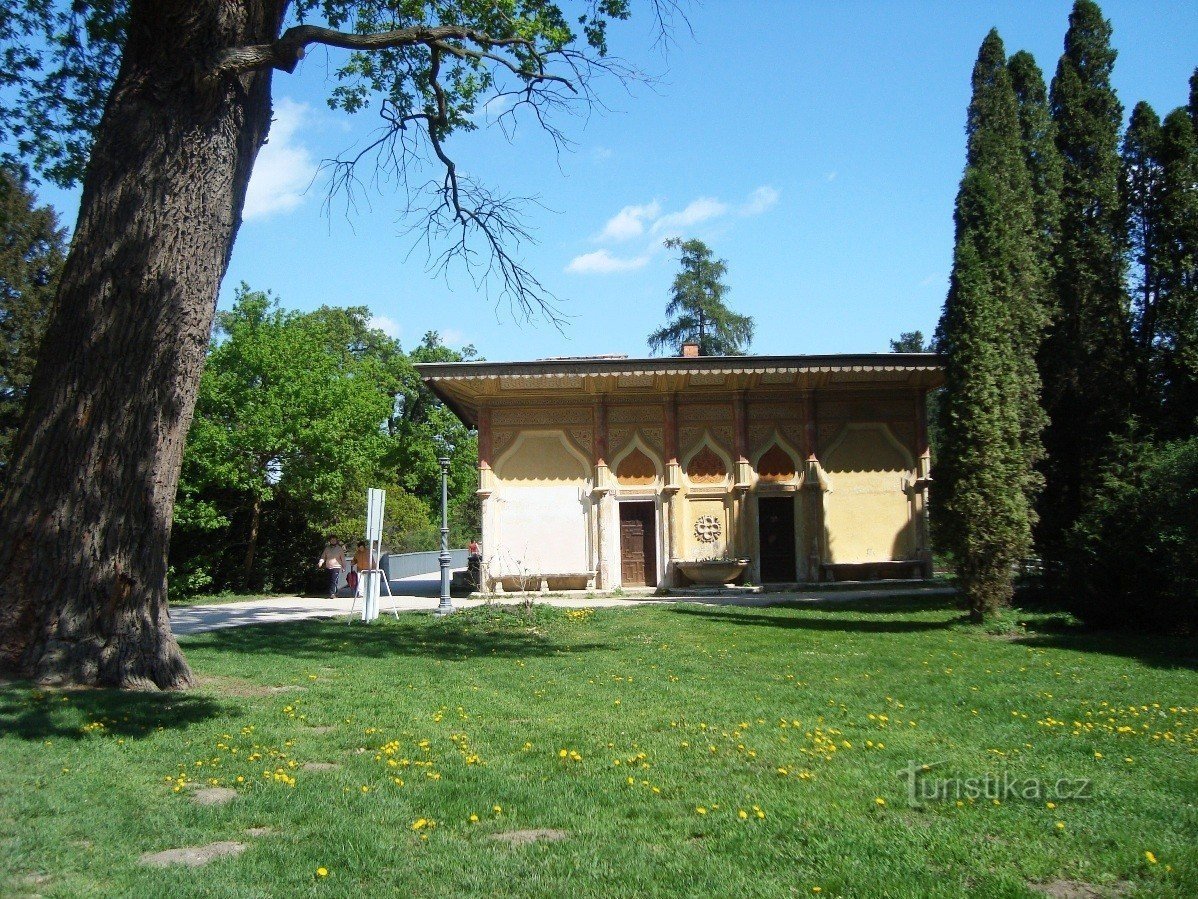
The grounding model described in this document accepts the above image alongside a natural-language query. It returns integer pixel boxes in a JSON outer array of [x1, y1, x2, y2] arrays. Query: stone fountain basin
[[675, 559, 749, 585]]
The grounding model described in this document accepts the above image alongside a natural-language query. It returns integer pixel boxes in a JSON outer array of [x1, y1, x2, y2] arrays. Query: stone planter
[[675, 559, 750, 585]]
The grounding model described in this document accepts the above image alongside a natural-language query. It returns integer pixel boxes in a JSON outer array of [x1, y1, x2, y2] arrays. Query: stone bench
[[489, 571, 597, 593]]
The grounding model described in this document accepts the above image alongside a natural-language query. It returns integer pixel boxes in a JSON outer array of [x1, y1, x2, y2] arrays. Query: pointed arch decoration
[[616, 446, 657, 485], [686, 444, 728, 484], [756, 442, 799, 483]]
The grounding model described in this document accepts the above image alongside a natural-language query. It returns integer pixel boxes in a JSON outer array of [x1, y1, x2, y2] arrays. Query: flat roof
[[417, 353, 944, 427], [416, 352, 943, 379]]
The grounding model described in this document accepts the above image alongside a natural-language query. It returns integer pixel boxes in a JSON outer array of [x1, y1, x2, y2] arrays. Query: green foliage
[[171, 299, 482, 595], [1064, 437, 1198, 634], [648, 238, 753, 357], [888, 331, 927, 353], [1008, 50, 1063, 275], [0, 1, 635, 189], [0, 166, 65, 477], [935, 30, 1046, 620], [1153, 107, 1198, 439], [0, 1, 127, 186], [1038, 0, 1135, 561]]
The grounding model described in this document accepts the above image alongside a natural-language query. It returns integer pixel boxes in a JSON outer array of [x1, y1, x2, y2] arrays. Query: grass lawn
[[1, 596, 1195, 898]]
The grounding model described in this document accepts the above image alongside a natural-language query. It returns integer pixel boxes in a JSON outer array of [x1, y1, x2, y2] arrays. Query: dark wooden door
[[758, 497, 796, 583], [619, 502, 657, 587]]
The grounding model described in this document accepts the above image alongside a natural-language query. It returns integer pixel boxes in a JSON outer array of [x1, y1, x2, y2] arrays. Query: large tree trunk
[[0, 0, 288, 689]]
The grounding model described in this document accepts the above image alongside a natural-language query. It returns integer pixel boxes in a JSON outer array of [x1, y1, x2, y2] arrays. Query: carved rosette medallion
[[694, 515, 722, 543]]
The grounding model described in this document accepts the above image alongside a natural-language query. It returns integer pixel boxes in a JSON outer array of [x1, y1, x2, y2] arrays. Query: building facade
[[417, 353, 944, 591]]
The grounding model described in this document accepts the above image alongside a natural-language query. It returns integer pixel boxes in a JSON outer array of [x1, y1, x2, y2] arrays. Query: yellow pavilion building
[[417, 349, 943, 592]]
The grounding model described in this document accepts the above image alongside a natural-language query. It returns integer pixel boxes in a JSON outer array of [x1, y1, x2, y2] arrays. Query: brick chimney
[[681, 341, 700, 358]]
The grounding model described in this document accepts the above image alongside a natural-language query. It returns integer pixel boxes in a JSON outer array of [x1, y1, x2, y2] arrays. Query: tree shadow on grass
[[1009, 620, 1198, 672], [182, 614, 611, 664], [670, 598, 957, 634], [0, 681, 227, 743]]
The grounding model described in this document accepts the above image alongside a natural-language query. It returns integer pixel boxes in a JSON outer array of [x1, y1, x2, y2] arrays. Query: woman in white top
[[317, 536, 345, 598]]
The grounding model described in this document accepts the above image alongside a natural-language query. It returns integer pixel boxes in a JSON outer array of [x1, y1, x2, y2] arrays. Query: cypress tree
[[1009, 51, 1063, 263], [936, 29, 1045, 620], [1038, 0, 1134, 562], [1006, 50, 1057, 490], [1121, 101, 1165, 417], [1155, 107, 1198, 438]]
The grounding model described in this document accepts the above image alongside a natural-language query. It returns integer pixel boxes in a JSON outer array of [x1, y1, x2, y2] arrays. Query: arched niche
[[613, 433, 661, 487], [494, 430, 591, 484], [821, 423, 915, 563], [754, 434, 801, 484], [683, 435, 732, 487]]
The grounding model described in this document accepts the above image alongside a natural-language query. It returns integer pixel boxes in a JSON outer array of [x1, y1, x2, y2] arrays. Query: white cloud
[[650, 197, 729, 236], [825, 171, 838, 182], [243, 98, 317, 221], [566, 249, 652, 275], [369, 314, 402, 339], [597, 201, 661, 242], [739, 185, 779, 216], [591, 146, 614, 162]]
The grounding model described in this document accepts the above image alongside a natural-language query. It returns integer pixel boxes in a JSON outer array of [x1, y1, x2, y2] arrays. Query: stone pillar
[[662, 394, 681, 586], [593, 399, 615, 588], [476, 406, 497, 590], [731, 391, 752, 561], [801, 391, 827, 582], [914, 389, 933, 578]]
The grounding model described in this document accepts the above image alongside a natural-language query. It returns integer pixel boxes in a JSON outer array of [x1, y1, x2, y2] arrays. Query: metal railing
[[380, 549, 469, 581]]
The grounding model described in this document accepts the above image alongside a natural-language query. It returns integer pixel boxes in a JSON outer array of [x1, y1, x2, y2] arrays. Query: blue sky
[[36, 2, 1198, 360]]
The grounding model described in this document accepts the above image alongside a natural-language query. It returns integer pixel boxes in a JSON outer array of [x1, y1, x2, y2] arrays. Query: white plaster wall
[[490, 484, 591, 575]]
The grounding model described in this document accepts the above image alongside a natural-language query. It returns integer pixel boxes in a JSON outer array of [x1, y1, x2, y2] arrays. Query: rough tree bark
[[0, 0, 287, 689]]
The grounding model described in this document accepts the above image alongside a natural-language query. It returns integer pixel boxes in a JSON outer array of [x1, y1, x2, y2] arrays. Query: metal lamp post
[[436, 454, 454, 616]]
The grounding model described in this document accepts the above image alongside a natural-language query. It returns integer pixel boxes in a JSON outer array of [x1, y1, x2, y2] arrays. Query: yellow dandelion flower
[[875, 797, 886, 807], [1056, 821, 1065, 829], [493, 805, 502, 814], [695, 806, 707, 815], [1145, 851, 1158, 864], [1046, 801, 1056, 809], [738, 809, 748, 820], [412, 818, 427, 830], [469, 814, 479, 823], [316, 866, 328, 877]]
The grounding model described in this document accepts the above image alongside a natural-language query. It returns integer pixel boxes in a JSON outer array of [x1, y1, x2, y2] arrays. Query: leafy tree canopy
[[0, 0, 673, 314], [648, 237, 753, 357]]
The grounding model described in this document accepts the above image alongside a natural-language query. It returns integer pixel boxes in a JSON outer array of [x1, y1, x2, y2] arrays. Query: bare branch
[[211, 23, 533, 77]]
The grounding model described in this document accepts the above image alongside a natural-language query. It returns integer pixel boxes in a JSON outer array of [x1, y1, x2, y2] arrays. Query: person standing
[[317, 536, 345, 599], [351, 540, 373, 597]]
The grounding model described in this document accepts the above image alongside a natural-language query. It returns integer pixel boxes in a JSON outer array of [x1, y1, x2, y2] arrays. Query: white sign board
[[366, 488, 386, 543]]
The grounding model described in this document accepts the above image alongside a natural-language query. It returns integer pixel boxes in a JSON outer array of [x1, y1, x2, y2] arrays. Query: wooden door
[[619, 502, 657, 587], [758, 497, 796, 583]]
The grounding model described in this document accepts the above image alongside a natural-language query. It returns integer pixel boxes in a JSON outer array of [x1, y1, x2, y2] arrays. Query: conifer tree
[[1121, 101, 1165, 414], [0, 168, 65, 479], [648, 238, 754, 356], [1038, 0, 1134, 561], [1009, 51, 1063, 263], [936, 29, 1046, 620], [1154, 107, 1198, 438]]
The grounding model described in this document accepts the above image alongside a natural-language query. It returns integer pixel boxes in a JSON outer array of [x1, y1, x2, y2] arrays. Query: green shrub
[[1064, 437, 1198, 634]]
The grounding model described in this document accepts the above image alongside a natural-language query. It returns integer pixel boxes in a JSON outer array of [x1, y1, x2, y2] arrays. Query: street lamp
[[436, 454, 454, 616]]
